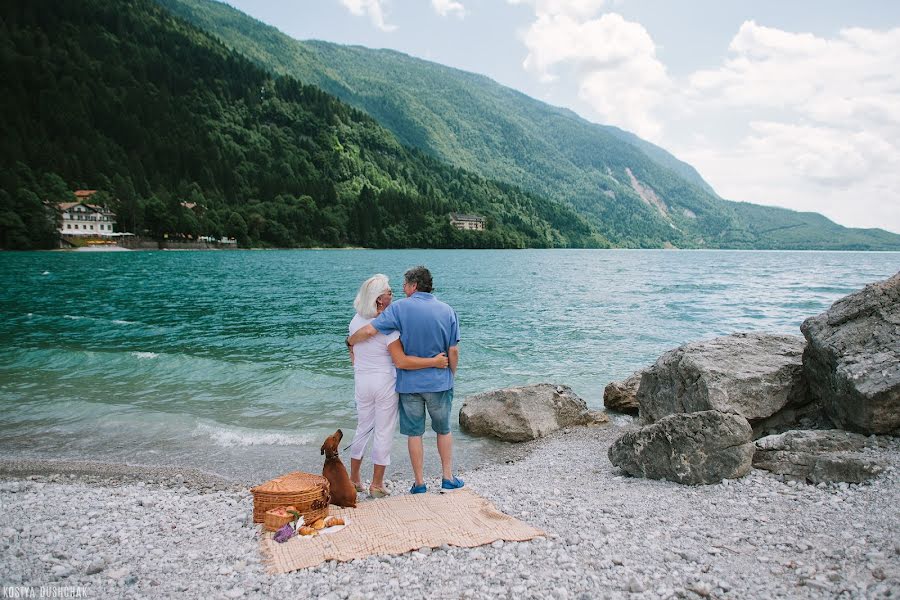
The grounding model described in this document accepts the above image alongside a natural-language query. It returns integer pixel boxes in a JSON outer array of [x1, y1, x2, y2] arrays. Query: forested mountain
[[0, 0, 604, 249], [159, 0, 900, 250]]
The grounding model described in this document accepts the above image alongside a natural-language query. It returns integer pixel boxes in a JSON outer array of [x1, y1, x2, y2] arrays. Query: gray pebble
[[85, 559, 106, 575], [106, 567, 129, 580], [627, 578, 645, 593]]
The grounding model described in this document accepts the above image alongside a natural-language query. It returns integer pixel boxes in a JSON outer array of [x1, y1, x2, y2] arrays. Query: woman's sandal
[[352, 481, 366, 493], [369, 486, 389, 499]]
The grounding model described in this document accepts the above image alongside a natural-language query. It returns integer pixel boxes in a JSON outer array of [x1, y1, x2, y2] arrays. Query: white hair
[[353, 274, 391, 319]]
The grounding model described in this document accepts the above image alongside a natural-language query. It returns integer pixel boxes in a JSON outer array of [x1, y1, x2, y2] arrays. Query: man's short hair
[[404, 266, 433, 293]]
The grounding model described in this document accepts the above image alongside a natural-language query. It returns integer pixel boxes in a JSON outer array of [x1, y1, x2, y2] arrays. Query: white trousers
[[349, 370, 399, 466]]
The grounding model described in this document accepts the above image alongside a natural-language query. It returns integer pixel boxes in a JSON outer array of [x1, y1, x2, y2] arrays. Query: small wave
[[42, 271, 50, 275], [63, 315, 85, 320], [194, 423, 314, 447], [112, 319, 136, 325], [131, 351, 159, 359], [608, 412, 637, 427]]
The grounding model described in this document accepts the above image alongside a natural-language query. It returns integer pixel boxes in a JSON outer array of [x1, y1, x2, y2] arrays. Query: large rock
[[603, 371, 643, 415], [459, 384, 607, 442], [753, 429, 884, 484], [608, 410, 754, 485], [800, 272, 900, 434], [637, 332, 810, 434]]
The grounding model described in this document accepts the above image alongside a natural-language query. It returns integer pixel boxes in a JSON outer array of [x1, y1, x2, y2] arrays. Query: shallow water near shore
[[0, 249, 897, 481]]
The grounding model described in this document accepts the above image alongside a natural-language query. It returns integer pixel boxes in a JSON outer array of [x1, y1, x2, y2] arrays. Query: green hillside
[[158, 0, 900, 250], [0, 0, 604, 250], [726, 202, 900, 250]]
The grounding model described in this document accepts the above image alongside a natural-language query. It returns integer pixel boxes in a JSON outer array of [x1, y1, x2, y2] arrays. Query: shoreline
[[24, 247, 900, 253], [2, 424, 898, 598], [0, 457, 245, 490]]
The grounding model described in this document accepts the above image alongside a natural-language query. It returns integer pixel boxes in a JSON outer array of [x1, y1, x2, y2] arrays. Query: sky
[[222, 0, 900, 234]]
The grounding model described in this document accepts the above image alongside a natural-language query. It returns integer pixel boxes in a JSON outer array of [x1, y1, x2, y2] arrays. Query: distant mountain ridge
[[159, 0, 900, 250]]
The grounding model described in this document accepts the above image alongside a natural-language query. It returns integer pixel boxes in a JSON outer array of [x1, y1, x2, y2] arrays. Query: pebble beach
[[1, 423, 899, 599]]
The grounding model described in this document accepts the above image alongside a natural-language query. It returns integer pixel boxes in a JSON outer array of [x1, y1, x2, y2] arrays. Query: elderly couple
[[345, 266, 464, 497]]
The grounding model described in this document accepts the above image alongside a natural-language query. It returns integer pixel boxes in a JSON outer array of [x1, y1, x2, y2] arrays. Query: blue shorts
[[398, 390, 453, 436]]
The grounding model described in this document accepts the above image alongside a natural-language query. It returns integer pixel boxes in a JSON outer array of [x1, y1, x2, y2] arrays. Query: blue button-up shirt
[[371, 292, 460, 393]]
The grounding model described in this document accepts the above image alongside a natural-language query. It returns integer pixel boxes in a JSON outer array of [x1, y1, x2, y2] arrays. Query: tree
[[39, 173, 71, 202], [144, 196, 174, 237], [225, 211, 248, 244], [112, 174, 140, 233], [15, 188, 58, 248], [0, 189, 31, 249]]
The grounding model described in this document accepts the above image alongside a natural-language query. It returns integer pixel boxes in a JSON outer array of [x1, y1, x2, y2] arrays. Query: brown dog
[[321, 429, 357, 508]]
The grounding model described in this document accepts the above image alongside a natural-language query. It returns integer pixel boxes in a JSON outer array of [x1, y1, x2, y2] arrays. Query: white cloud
[[518, 11, 670, 139], [508, 0, 608, 19], [432, 0, 466, 18], [677, 123, 900, 231], [678, 21, 900, 231], [339, 0, 396, 32], [688, 21, 900, 128]]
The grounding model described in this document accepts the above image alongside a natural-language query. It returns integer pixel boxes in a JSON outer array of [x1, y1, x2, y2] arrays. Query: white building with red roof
[[57, 190, 117, 236]]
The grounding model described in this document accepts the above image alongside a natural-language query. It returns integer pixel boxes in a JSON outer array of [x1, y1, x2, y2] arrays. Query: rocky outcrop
[[603, 371, 643, 415], [753, 430, 884, 484], [800, 272, 900, 434], [459, 384, 607, 442], [608, 410, 754, 485], [637, 333, 810, 435]]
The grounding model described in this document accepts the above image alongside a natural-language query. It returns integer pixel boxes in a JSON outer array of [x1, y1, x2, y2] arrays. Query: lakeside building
[[449, 213, 486, 231], [57, 191, 117, 236]]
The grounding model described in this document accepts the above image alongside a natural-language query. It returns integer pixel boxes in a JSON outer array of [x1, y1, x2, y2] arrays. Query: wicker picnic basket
[[263, 505, 298, 532], [251, 472, 330, 525]]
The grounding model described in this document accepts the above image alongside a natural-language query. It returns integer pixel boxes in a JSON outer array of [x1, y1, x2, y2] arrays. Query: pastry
[[312, 518, 327, 530], [325, 517, 344, 527], [298, 526, 317, 536]]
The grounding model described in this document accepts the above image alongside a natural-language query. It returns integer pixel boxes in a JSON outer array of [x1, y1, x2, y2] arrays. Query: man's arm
[[387, 340, 448, 370], [347, 324, 377, 347], [448, 345, 459, 375]]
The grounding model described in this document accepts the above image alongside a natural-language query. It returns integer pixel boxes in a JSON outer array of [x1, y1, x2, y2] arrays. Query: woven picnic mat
[[260, 488, 544, 573]]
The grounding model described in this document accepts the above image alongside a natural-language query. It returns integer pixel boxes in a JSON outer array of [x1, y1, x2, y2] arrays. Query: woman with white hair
[[347, 274, 448, 498]]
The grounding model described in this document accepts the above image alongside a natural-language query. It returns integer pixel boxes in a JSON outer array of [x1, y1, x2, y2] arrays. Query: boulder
[[459, 384, 607, 442], [800, 272, 900, 434], [753, 429, 883, 484], [603, 371, 642, 415], [637, 332, 810, 435], [608, 410, 754, 485]]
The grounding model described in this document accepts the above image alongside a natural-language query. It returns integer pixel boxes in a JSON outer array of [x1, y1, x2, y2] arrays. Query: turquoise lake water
[[1, 249, 897, 481]]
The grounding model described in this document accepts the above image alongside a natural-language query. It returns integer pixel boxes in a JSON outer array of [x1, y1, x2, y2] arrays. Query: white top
[[349, 314, 400, 375]]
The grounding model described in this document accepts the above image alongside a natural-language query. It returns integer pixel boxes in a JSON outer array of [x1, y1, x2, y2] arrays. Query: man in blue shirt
[[347, 266, 464, 494]]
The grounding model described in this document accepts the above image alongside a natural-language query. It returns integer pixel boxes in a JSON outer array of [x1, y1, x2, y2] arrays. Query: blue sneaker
[[441, 476, 464, 490], [410, 483, 427, 494]]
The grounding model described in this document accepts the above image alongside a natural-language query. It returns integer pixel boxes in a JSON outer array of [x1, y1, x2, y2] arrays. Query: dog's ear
[[320, 442, 325, 455]]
